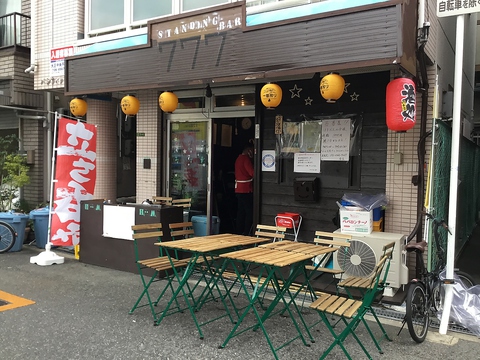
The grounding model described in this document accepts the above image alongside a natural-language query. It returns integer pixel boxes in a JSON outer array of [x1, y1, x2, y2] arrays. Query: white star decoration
[[304, 97, 313, 105], [289, 84, 303, 98], [344, 83, 350, 93], [350, 92, 359, 101]]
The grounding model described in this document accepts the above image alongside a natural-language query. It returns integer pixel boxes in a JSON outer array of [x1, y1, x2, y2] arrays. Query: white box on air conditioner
[[340, 207, 373, 234], [333, 230, 409, 296]]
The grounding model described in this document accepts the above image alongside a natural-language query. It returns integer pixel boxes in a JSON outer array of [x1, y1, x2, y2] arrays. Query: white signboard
[[294, 153, 321, 173], [50, 46, 74, 76], [321, 119, 351, 161], [262, 150, 276, 172], [103, 205, 135, 240], [437, 0, 480, 17]]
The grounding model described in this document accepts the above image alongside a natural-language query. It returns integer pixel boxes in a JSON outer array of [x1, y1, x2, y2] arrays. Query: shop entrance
[[164, 86, 255, 235]]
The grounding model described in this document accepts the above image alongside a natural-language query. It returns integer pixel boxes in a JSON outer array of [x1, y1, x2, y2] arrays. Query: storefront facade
[[62, 1, 414, 238], [31, 1, 477, 246]]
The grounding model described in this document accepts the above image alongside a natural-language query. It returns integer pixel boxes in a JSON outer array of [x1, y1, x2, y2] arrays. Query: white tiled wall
[[86, 99, 117, 201], [385, 67, 436, 236], [136, 90, 162, 203], [34, 0, 84, 91], [385, 67, 436, 278]]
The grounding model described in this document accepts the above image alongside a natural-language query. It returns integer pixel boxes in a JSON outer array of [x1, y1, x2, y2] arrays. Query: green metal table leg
[[258, 263, 313, 345], [155, 253, 205, 339], [219, 259, 281, 359]]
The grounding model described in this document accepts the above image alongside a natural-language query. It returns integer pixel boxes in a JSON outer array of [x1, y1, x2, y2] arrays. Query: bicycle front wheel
[[0, 221, 16, 253], [405, 282, 429, 343]]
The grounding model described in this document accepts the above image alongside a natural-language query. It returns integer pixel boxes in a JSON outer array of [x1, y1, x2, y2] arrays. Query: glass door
[[168, 120, 210, 214]]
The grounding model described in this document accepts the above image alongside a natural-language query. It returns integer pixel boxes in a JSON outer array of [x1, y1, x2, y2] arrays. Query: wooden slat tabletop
[[259, 241, 335, 256], [155, 234, 272, 253], [219, 245, 335, 267]]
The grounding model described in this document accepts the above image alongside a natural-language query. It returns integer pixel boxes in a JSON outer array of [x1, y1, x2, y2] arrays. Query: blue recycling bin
[[191, 215, 220, 237], [29, 207, 50, 249], [0, 211, 29, 252]]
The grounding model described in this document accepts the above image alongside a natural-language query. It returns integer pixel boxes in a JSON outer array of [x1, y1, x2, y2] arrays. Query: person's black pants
[[236, 192, 253, 236]]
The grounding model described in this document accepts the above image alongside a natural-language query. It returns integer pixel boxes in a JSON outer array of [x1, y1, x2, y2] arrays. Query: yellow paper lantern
[[69, 98, 87, 117], [320, 73, 345, 103], [159, 91, 178, 113], [121, 95, 140, 116], [260, 83, 282, 109]]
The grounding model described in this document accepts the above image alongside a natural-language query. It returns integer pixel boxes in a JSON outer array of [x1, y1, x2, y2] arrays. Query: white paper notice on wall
[[321, 118, 351, 161], [103, 205, 135, 240], [294, 153, 321, 173]]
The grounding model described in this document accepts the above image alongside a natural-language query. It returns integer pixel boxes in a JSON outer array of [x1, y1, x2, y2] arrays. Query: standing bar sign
[[150, 4, 242, 42]]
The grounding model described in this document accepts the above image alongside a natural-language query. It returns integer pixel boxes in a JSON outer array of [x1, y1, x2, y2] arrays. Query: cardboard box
[[373, 218, 384, 232], [340, 207, 373, 234]]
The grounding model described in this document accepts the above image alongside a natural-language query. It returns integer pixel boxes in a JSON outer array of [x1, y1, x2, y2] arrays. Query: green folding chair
[[299, 231, 351, 309], [309, 242, 395, 360], [335, 241, 395, 353], [129, 223, 190, 323]]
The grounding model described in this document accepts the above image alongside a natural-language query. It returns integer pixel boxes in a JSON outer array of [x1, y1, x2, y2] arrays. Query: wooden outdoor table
[[154, 234, 272, 339], [218, 241, 338, 360]]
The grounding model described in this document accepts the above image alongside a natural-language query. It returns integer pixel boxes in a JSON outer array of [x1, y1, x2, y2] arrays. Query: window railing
[[0, 12, 31, 49]]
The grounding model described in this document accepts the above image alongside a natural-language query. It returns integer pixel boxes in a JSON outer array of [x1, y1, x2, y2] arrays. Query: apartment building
[[0, 0, 47, 209]]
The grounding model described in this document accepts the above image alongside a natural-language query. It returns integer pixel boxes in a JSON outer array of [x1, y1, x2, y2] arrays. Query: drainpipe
[[24, 0, 37, 73], [407, 41, 430, 245], [406, 3, 430, 260]]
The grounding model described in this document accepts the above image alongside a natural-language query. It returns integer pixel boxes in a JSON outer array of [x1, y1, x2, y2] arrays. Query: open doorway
[[212, 117, 255, 234]]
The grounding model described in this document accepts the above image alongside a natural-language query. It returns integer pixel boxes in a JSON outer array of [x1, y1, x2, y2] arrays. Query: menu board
[[321, 119, 351, 161]]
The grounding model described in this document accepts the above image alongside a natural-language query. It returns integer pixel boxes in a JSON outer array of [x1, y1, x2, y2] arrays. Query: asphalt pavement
[[1, 244, 480, 360]]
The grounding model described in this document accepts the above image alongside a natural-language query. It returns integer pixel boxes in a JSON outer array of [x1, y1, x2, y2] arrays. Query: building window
[[133, 0, 172, 22], [182, 0, 228, 12], [87, 0, 240, 36], [90, 0, 124, 31]]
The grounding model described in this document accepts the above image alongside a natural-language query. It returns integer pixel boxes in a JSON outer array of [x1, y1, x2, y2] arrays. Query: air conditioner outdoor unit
[[333, 230, 409, 297]]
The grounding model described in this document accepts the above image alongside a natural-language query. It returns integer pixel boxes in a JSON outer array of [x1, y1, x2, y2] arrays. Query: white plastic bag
[[437, 270, 480, 336]]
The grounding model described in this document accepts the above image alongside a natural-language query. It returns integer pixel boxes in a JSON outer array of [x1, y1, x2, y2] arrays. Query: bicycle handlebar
[[422, 212, 451, 234]]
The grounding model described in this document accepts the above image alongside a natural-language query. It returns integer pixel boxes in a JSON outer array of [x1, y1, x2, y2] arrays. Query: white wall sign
[[437, 0, 480, 17], [262, 150, 276, 172], [50, 46, 74, 76], [321, 118, 351, 161], [294, 153, 321, 173], [103, 205, 135, 240]]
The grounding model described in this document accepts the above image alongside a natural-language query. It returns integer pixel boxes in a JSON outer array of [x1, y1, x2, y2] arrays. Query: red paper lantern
[[386, 77, 416, 132]]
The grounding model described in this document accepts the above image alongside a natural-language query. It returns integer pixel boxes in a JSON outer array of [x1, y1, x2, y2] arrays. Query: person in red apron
[[235, 143, 254, 235]]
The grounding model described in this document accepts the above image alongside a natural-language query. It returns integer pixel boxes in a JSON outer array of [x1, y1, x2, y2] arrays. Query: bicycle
[[400, 213, 476, 343], [0, 220, 17, 253]]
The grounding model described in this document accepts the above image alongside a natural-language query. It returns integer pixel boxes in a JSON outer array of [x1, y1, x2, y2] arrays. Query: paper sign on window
[[321, 119, 351, 161]]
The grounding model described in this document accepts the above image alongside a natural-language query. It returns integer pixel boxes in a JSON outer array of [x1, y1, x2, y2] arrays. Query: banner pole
[[30, 112, 64, 266]]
